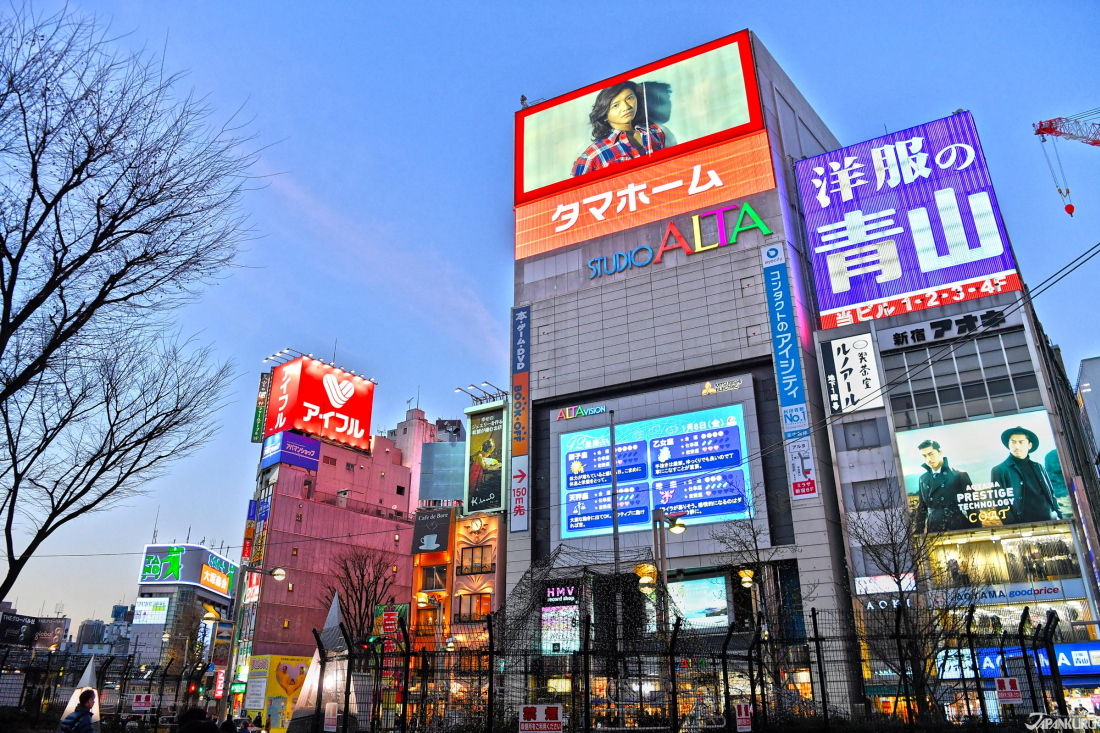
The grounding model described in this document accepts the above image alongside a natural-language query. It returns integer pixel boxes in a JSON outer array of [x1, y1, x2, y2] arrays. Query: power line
[[19, 239, 1100, 562]]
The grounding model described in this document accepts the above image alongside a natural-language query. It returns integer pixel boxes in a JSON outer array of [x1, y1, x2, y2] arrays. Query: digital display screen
[[133, 597, 170, 625], [645, 576, 729, 632], [516, 31, 760, 205], [897, 410, 1069, 535], [559, 404, 752, 539], [540, 605, 580, 655]]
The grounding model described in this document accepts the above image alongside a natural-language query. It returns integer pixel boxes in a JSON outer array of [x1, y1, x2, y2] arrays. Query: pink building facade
[[242, 434, 416, 659]]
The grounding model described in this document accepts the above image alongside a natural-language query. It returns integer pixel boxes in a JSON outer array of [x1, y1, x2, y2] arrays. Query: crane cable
[[1039, 133, 1072, 212]]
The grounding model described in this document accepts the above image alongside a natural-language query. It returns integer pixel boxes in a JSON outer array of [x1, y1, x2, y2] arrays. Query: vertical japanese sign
[[761, 245, 818, 501], [465, 407, 506, 513], [251, 372, 272, 443], [820, 335, 885, 414], [510, 306, 531, 533], [242, 500, 257, 562], [795, 112, 1020, 329]]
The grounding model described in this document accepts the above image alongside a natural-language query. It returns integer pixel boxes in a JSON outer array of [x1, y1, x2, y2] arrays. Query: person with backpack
[[59, 690, 95, 733]]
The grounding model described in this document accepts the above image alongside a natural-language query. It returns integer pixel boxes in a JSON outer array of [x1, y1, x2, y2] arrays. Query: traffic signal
[[188, 684, 197, 694], [198, 686, 205, 696]]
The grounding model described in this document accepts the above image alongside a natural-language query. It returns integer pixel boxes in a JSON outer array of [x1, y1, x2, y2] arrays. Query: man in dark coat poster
[[991, 426, 1062, 524], [913, 439, 974, 533]]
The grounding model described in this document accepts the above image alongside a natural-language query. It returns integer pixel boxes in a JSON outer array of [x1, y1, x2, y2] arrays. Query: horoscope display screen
[[559, 404, 752, 539]]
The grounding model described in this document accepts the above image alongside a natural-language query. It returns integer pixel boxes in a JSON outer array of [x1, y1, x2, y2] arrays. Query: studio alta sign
[[556, 405, 606, 421], [587, 201, 771, 279]]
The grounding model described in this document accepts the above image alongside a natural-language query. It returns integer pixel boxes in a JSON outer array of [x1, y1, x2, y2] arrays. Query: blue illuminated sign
[[761, 246, 808, 439], [939, 641, 1100, 679], [261, 431, 322, 471], [559, 404, 752, 539]]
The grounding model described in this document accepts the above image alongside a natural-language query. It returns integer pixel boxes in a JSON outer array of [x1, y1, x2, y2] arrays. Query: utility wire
[[22, 239, 1100, 561]]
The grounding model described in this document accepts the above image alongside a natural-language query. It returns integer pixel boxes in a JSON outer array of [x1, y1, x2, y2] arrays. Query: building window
[[345, 462, 355, 471], [288, 583, 294, 592], [397, 485, 406, 496], [323, 456, 337, 466], [882, 328, 1040, 430], [851, 480, 900, 511], [403, 427, 407, 435], [292, 547, 298, 556], [421, 566, 447, 592], [458, 546, 494, 575], [416, 608, 438, 634], [282, 619, 290, 629], [456, 594, 492, 622], [295, 513, 302, 522], [842, 419, 883, 450]]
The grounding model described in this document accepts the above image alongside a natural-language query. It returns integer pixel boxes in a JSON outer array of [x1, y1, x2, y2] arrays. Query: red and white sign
[[214, 669, 226, 700], [132, 693, 156, 711], [995, 677, 1022, 704], [735, 703, 752, 732], [324, 702, 338, 732], [264, 357, 376, 451], [243, 571, 262, 604], [519, 704, 563, 732], [510, 455, 530, 533]]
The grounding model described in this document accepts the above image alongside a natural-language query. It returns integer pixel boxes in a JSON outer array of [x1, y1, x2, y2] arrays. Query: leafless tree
[[846, 478, 990, 722], [0, 6, 254, 599], [322, 544, 401, 642]]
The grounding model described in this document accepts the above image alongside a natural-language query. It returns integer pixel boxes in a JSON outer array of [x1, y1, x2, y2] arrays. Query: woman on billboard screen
[[571, 81, 668, 178]]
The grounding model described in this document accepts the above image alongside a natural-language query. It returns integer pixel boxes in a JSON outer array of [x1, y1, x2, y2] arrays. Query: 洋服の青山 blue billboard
[[794, 112, 1020, 329], [261, 431, 322, 471], [939, 640, 1100, 679]]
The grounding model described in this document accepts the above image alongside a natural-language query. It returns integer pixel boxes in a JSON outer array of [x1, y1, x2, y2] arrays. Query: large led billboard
[[514, 31, 774, 260], [464, 406, 506, 514], [897, 411, 1070, 534], [794, 112, 1021, 329], [133, 597, 171, 625], [645, 577, 729, 632], [559, 404, 752, 539], [263, 356, 375, 452], [139, 544, 239, 600]]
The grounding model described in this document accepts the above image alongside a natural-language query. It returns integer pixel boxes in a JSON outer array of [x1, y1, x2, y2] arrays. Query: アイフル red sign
[[263, 357, 376, 452]]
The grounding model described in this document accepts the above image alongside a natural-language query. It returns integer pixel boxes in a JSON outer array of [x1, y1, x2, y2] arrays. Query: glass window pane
[[991, 394, 1018, 415], [891, 394, 914, 411], [940, 402, 967, 423], [956, 355, 981, 372], [894, 410, 917, 430], [962, 382, 988, 400], [965, 399, 991, 417], [1013, 373, 1039, 392], [932, 359, 957, 378], [984, 364, 1009, 379], [1000, 330, 1027, 347], [954, 341, 978, 357], [1016, 390, 1044, 409], [918, 407, 942, 427], [882, 354, 906, 371], [913, 390, 938, 409], [987, 378, 1013, 396], [938, 386, 963, 404]]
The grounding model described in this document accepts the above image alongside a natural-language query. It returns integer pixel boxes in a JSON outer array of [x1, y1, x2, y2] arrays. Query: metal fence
[[287, 604, 1084, 733]]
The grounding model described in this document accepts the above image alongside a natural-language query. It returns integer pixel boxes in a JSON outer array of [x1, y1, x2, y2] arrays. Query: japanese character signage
[[559, 404, 752, 539], [465, 406, 506, 514], [511, 306, 531, 533], [519, 704, 563, 733], [515, 30, 773, 259], [138, 544, 239, 600], [760, 245, 809, 438], [795, 112, 1021, 329], [251, 372, 271, 443], [263, 356, 375, 452], [877, 306, 1021, 351], [820, 335, 884, 414], [261, 431, 322, 471]]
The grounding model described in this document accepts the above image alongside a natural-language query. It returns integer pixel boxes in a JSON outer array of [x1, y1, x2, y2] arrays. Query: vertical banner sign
[[510, 306, 531, 532], [242, 500, 257, 562], [251, 372, 272, 443], [761, 245, 818, 501], [465, 408, 506, 513], [820, 335, 885, 414]]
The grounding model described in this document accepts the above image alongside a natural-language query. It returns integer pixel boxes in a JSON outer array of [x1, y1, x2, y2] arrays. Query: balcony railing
[[456, 562, 496, 576]]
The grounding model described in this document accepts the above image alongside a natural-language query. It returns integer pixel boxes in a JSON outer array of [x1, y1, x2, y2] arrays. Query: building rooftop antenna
[[151, 506, 160, 543]]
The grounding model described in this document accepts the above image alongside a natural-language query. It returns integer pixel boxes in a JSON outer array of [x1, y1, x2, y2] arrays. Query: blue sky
[[11, 1, 1099, 625]]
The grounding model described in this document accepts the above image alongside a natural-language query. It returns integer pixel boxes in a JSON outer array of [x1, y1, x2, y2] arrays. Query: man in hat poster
[[990, 426, 1063, 524], [913, 439, 974, 533]]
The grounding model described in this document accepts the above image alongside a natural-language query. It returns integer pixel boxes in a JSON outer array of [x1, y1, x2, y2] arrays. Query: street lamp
[[216, 563, 287, 720], [739, 569, 755, 588]]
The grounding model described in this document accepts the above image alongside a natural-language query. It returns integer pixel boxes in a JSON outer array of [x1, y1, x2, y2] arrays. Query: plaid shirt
[[571, 124, 666, 178]]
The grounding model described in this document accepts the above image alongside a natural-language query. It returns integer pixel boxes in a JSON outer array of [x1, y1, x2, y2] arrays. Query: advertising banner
[[510, 455, 530, 534], [260, 431, 322, 471], [412, 509, 453, 554], [33, 618, 66, 649], [516, 31, 762, 205], [263, 356, 375, 452], [821, 334, 885, 414], [373, 603, 410, 637], [761, 245, 818, 502], [0, 613, 37, 646], [898, 411, 1070, 534], [243, 656, 269, 711], [877, 305, 1022, 351], [139, 544, 239, 600], [511, 306, 531, 533], [939, 640, 1100, 679], [465, 407, 506, 513], [794, 112, 1021, 329], [251, 372, 272, 444], [133, 597, 171, 625], [559, 404, 752, 539]]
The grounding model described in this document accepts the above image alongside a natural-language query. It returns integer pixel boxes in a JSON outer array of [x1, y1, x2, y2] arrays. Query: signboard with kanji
[[995, 677, 1022, 704], [820, 334, 884, 414], [519, 704, 563, 732], [735, 702, 752, 731]]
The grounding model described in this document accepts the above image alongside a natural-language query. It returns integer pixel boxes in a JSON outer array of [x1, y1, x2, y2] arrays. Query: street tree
[[322, 544, 401, 642], [0, 7, 254, 599], [845, 476, 990, 722]]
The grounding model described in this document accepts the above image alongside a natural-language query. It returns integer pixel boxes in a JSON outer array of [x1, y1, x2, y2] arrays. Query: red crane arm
[[1034, 117, 1100, 147]]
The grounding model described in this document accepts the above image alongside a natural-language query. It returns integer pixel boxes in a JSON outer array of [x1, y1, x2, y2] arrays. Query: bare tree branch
[[0, 6, 252, 600], [321, 544, 401, 643]]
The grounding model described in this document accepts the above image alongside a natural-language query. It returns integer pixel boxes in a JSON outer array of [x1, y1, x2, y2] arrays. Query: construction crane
[[1034, 107, 1100, 216]]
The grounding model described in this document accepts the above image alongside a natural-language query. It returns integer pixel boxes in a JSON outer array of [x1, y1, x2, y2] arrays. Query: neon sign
[[556, 405, 606, 421], [586, 202, 770, 279]]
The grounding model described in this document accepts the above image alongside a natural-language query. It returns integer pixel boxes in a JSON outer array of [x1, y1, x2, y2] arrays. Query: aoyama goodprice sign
[[263, 356, 376, 452]]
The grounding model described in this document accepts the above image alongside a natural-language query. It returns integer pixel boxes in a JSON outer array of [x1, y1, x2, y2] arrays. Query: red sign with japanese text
[[519, 704, 563, 733], [263, 356, 375, 451]]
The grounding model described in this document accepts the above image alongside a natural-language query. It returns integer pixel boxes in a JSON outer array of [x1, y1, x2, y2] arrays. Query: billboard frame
[[463, 399, 509, 515], [514, 29, 764, 206]]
